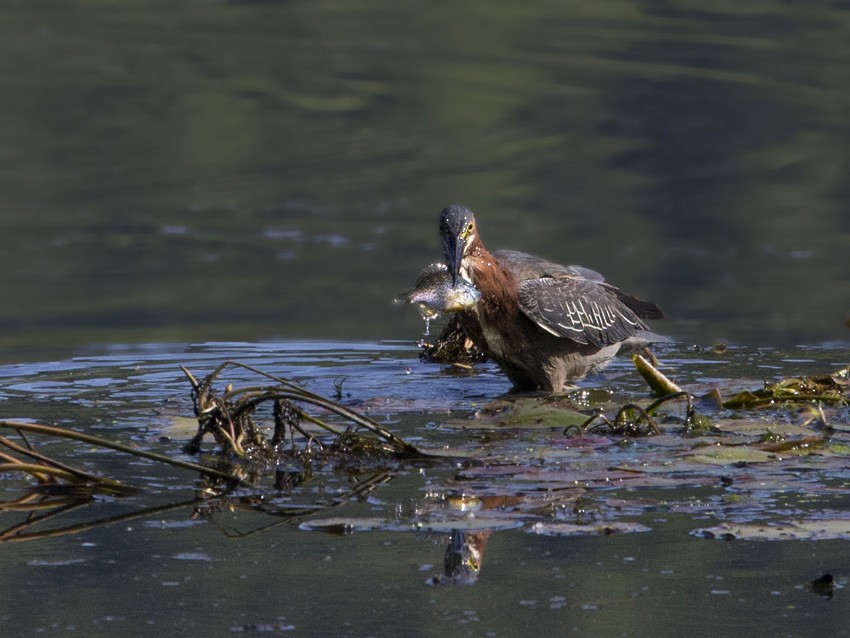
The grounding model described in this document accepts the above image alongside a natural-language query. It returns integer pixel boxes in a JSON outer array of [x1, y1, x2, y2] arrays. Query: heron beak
[[442, 234, 464, 286]]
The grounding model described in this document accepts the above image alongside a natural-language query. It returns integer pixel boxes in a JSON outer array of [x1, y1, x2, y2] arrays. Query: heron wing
[[493, 249, 605, 282], [494, 250, 664, 320], [517, 276, 649, 347]]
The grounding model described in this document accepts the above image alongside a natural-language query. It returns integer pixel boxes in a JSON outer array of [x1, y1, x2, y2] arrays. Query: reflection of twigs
[[1, 465, 400, 544], [205, 471, 396, 539], [0, 496, 198, 543], [0, 496, 92, 542], [0, 471, 398, 543], [0, 492, 81, 513]]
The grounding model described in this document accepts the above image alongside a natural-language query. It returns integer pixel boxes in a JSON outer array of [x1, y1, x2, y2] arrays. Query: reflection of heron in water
[[430, 530, 492, 585]]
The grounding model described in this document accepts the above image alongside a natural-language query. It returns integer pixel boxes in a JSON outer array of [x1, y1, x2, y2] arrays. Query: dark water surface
[[2, 2, 850, 636], [1, 1, 850, 359]]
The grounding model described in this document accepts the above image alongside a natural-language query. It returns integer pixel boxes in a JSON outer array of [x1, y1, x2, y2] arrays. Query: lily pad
[[529, 521, 651, 537], [453, 397, 590, 429], [411, 519, 525, 533], [299, 516, 524, 535], [685, 446, 778, 465], [692, 518, 850, 541], [162, 416, 204, 440], [298, 517, 392, 534], [712, 420, 817, 439]]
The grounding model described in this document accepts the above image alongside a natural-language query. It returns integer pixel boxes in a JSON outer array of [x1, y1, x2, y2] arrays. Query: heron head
[[439, 204, 477, 285]]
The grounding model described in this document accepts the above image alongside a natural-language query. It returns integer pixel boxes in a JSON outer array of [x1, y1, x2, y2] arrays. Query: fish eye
[[466, 222, 474, 233]]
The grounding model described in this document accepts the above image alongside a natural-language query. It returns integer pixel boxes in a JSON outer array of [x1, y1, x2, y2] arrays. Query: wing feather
[[517, 276, 649, 348]]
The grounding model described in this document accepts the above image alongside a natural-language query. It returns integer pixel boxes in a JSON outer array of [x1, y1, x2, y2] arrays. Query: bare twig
[[0, 420, 238, 484]]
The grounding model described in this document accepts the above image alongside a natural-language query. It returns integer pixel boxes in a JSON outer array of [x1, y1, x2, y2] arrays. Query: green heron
[[439, 204, 668, 391]]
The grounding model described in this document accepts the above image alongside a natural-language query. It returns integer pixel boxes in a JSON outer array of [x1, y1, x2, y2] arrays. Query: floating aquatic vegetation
[[451, 389, 696, 438], [2, 351, 849, 555], [298, 517, 395, 534], [406, 356, 850, 559], [722, 366, 850, 409], [416, 315, 487, 367]]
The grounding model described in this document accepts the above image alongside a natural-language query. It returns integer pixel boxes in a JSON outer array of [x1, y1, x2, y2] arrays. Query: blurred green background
[[2, 0, 849, 361]]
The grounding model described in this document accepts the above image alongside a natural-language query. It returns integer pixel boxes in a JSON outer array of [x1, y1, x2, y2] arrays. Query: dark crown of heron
[[439, 205, 476, 243], [440, 204, 475, 237]]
